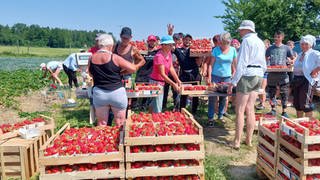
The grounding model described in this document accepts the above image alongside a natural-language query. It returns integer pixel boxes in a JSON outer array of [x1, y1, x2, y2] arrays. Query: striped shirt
[[231, 33, 266, 86]]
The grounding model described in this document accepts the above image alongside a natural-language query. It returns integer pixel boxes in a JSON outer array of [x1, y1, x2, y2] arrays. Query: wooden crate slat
[[278, 137, 303, 157], [126, 166, 204, 178], [125, 135, 203, 146], [278, 150, 303, 174], [126, 151, 205, 162], [257, 146, 276, 165], [258, 123, 277, 141], [40, 169, 125, 180], [40, 153, 123, 166], [257, 158, 275, 180], [258, 136, 276, 154]]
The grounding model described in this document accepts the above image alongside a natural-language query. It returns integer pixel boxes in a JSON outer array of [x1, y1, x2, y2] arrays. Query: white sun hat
[[238, 20, 255, 32]]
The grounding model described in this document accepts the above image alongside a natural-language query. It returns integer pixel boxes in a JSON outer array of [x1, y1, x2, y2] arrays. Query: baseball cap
[[147, 35, 157, 42], [238, 20, 255, 32], [231, 39, 240, 44], [40, 63, 46, 70], [160, 35, 175, 44], [120, 27, 132, 38]]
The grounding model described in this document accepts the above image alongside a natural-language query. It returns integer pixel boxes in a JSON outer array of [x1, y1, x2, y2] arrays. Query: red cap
[[147, 35, 157, 42]]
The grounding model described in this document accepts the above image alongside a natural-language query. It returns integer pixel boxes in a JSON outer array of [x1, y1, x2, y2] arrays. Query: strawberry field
[[1, 57, 320, 180]]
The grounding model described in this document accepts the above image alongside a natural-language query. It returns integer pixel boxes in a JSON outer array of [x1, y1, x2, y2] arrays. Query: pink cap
[[147, 35, 157, 42], [231, 39, 240, 44]]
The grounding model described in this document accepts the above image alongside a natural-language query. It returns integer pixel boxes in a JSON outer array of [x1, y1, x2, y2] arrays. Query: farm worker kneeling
[[40, 61, 63, 86]]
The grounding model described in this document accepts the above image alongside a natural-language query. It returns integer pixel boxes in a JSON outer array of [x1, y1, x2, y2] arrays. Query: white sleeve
[[231, 41, 249, 86]]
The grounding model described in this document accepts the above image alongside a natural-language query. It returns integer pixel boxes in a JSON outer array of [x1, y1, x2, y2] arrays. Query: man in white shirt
[[227, 20, 266, 149]]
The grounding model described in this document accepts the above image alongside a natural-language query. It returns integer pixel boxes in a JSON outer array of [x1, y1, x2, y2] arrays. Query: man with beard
[[135, 35, 159, 82], [174, 34, 201, 114]]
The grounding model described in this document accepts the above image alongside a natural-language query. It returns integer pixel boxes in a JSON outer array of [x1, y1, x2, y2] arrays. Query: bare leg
[[234, 92, 249, 147], [111, 106, 127, 127], [95, 105, 110, 126], [245, 91, 258, 146], [260, 79, 267, 106]]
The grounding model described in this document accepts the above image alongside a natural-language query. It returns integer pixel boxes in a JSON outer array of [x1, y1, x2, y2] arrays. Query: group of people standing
[[40, 20, 320, 150]]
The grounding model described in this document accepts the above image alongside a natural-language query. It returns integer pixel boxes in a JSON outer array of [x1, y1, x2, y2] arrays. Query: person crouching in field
[[40, 61, 63, 86], [292, 35, 320, 118], [88, 33, 143, 127]]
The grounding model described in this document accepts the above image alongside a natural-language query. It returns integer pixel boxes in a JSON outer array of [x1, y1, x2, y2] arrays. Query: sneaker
[[223, 112, 231, 118], [208, 119, 215, 128], [281, 112, 289, 118], [255, 104, 265, 110], [267, 109, 276, 116]]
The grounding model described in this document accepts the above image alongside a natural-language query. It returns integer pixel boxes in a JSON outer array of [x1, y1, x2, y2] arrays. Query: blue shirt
[[212, 46, 237, 77], [47, 61, 62, 71], [63, 53, 79, 71]]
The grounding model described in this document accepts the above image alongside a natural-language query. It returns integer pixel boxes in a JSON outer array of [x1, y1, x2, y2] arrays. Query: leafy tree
[[0, 23, 106, 48], [216, 0, 320, 42]]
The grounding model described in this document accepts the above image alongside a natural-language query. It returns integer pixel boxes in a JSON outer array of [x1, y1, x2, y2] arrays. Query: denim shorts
[[92, 86, 128, 110]]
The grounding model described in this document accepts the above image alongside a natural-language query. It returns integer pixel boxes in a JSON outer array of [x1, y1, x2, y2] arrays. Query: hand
[[206, 77, 211, 85], [202, 70, 207, 77], [177, 80, 182, 86], [167, 24, 174, 35], [227, 84, 234, 95], [173, 83, 180, 92], [311, 67, 320, 78]]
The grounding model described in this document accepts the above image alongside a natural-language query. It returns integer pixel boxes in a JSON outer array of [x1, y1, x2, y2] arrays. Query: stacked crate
[[277, 117, 320, 180], [39, 123, 125, 180], [256, 119, 279, 179], [124, 108, 205, 180], [0, 116, 54, 180]]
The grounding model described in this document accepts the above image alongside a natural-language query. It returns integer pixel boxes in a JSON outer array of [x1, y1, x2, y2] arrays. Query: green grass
[[205, 155, 232, 180], [0, 45, 79, 58]]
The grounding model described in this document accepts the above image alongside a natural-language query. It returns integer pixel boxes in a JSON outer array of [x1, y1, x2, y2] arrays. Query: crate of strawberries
[[124, 108, 205, 179], [256, 119, 279, 179], [0, 115, 54, 141], [180, 85, 208, 95], [135, 83, 162, 96], [276, 117, 320, 179], [39, 123, 125, 180], [189, 38, 212, 57], [267, 65, 293, 72]]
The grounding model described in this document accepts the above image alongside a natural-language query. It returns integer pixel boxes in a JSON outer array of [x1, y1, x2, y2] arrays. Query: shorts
[[92, 86, 128, 110], [236, 76, 262, 94]]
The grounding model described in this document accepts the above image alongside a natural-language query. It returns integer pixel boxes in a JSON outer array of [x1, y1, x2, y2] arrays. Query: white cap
[[238, 20, 255, 32], [300, 34, 316, 47], [40, 63, 46, 70]]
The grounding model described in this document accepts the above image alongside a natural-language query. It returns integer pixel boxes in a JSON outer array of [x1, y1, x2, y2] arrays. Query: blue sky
[[0, 0, 226, 40]]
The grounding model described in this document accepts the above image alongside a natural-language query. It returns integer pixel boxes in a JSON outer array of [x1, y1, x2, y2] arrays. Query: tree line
[[217, 0, 320, 42], [0, 23, 106, 48]]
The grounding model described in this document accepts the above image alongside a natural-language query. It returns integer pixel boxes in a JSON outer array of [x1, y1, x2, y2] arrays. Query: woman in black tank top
[[88, 33, 145, 127]]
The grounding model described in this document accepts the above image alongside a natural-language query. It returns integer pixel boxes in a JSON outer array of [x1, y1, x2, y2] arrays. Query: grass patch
[[205, 155, 232, 180], [0, 45, 79, 58]]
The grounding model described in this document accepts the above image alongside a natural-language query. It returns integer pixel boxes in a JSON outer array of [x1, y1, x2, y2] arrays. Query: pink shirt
[[149, 50, 172, 86]]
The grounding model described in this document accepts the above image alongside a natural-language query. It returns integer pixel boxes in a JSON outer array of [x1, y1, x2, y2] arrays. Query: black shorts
[[292, 76, 314, 112]]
